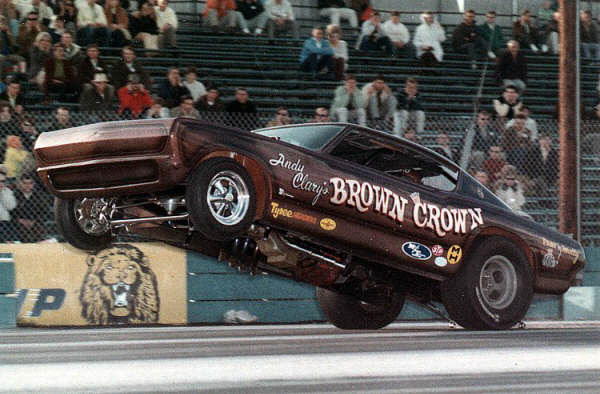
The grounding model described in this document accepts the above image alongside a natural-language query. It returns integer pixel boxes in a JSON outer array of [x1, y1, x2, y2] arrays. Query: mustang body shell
[[34, 118, 585, 295]]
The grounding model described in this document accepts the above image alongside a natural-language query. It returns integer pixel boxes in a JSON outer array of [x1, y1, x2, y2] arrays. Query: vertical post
[[558, 0, 580, 240]]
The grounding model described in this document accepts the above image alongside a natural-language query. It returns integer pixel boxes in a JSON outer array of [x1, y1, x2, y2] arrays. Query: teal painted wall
[[0, 253, 15, 328]]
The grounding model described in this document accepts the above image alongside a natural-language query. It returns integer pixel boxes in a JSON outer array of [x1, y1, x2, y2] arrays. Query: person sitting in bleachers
[[477, 11, 504, 59], [544, 11, 560, 55], [432, 132, 459, 162], [536, 0, 555, 31], [79, 73, 115, 111], [501, 113, 533, 173], [265, 106, 291, 127], [182, 67, 206, 103], [361, 74, 395, 125], [158, 67, 190, 109], [0, 80, 25, 112], [350, 0, 371, 24], [76, 0, 109, 46], [496, 40, 527, 93], [357, 12, 392, 55], [195, 87, 224, 113], [170, 95, 200, 119], [299, 27, 334, 78], [581, 10, 600, 61], [413, 11, 445, 67], [493, 85, 523, 121], [49, 106, 74, 130], [506, 105, 538, 141], [482, 145, 506, 185], [318, 0, 358, 30], [327, 30, 347, 81], [12, 174, 47, 243], [155, 0, 177, 48], [79, 44, 108, 87], [264, 0, 298, 39], [2, 135, 32, 180], [202, 0, 237, 33], [104, 0, 130, 48], [17, 11, 46, 59], [393, 77, 425, 136], [145, 97, 170, 118], [311, 106, 330, 122], [130, 2, 159, 53], [493, 164, 526, 211], [330, 73, 366, 126], [42, 43, 77, 101], [111, 45, 151, 90], [382, 11, 413, 58], [236, 0, 267, 36], [0, 0, 19, 38], [0, 15, 26, 78], [27, 31, 51, 85], [117, 73, 153, 118], [16, 117, 38, 151], [226, 87, 258, 128], [59, 31, 81, 62], [0, 165, 16, 242], [463, 110, 500, 170], [56, 0, 77, 33], [452, 9, 486, 69], [513, 9, 546, 54], [472, 169, 491, 189], [16, 0, 55, 27]]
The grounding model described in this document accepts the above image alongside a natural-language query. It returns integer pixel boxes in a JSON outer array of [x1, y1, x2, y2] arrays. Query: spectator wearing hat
[[79, 73, 116, 111], [182, 67, 206, 102], [264, 0, 298, 39], [158, 67, 190, 108], [76, 0, 109, 46], [104, 0, 130, 47], [170, 95, 200, 119], [42, 43, 77, 101], [155, 0, 177, 48], [118, 73, 153, 118], [0, 164, 16, 242], [202, 0, 237, 32], [111, 46, 151, 90]]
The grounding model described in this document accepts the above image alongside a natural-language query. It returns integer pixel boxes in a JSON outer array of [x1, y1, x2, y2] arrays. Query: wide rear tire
[[316, 286, 405, 329], [441, 237, 533, 330]]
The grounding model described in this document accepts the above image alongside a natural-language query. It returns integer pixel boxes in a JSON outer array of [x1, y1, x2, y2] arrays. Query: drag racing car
[[34, 119, 586, 330]]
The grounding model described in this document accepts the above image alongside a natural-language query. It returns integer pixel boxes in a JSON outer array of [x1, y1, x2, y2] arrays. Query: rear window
[[255, 125, 344, 151]]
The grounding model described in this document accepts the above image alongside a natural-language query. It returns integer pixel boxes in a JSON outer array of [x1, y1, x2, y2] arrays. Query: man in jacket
[[452, 9, 485, 68], [264, 0, 298, 39], [318, 0, 357, 29], [496, 40, 527, 92], [330, 74, 366, 126], [236, 0, 268, 35], [393, 77, 425, 135], [512, 9, 545, 53], [155, 0, 178, 48], [118, 73, 153, 118], [581, 10, 600, 61], [79, 73, 115, 112], [477, 10, 504, 58], [361, 74, 396, 123], [300, 27, 334, 77]]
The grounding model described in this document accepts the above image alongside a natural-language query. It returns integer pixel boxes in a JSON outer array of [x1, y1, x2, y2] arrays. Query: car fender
[[196, 150, 273, 220]]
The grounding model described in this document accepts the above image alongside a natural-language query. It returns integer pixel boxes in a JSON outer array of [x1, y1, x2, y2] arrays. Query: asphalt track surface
[[1, 322, 600, 393]]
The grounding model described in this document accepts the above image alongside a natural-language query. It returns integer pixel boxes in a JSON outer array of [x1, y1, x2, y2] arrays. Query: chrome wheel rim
[[74, 198, 111, 235], [206, 171, 249, 226], [479, 256, 518, 310]]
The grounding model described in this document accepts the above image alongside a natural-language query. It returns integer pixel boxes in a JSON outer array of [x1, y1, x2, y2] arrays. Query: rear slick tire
[[441, 237, 533, 330], [316, 286, 405, 330]]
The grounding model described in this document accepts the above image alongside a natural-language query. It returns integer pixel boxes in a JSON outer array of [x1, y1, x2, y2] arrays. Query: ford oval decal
[[402, 242, 432, 260]]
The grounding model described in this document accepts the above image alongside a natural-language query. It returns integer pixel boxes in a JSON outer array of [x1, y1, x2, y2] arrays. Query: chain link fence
[[1, 110, 598, 245]]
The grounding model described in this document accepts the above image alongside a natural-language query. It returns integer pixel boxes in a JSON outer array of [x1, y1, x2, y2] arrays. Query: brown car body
[[35, 118, 585, 297]]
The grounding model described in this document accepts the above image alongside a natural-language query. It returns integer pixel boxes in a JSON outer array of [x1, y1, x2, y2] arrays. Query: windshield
[[255, 124, 345, 151]]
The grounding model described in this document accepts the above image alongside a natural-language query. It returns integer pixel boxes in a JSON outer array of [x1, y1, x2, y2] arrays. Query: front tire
[[186, 158, 257, 242], [54, 197, 113, 251], [316, 285, 405, 329], [441, 237, 533, 330]]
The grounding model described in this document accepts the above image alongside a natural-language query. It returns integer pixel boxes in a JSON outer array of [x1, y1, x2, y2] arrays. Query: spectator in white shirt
[[505, 106, 539, 141], [155, 0, 177, 48], [15, 0, 54, 26], [182, 66, 206, 102], [357, 12, 393, 55], [413, 11, 446, 66], [264, 0, 298, 39], [382, 11, 414, 58], [327, 29, 347, 81], [76, 0, 109, 46], [0, 165, 16, 242]]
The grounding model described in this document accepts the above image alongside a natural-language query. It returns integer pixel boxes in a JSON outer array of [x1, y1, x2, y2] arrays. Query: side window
[[330, 130, 458, 191]]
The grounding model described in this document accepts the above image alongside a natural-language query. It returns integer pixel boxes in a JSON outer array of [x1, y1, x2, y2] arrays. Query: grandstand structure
[[4, 0, 600, 244]]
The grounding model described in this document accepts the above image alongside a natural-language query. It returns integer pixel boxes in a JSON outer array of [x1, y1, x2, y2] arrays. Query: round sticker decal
[[320, 218, 336, 231], [447, 245, 463, 264], [431, 245, 444, 257], [402, 242, 432, 261], [434, 257, 448, 267]]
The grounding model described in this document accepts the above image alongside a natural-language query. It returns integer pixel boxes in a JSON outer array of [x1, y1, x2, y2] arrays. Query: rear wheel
[[316, 285, 405, 329], [441, 237, 533, 330], [186, 158, 257, 242], [55, 197, 113, 251]]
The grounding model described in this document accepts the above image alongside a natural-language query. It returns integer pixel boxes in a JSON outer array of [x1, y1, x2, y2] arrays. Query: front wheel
[[54, 197, 114, 251], [441, 237, 533, 330], [186, 158, 257, 242], [316, 285, 405, 329]]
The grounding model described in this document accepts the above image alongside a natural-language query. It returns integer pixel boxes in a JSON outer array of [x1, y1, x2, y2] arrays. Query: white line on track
[[1, 346, 600, 392]]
